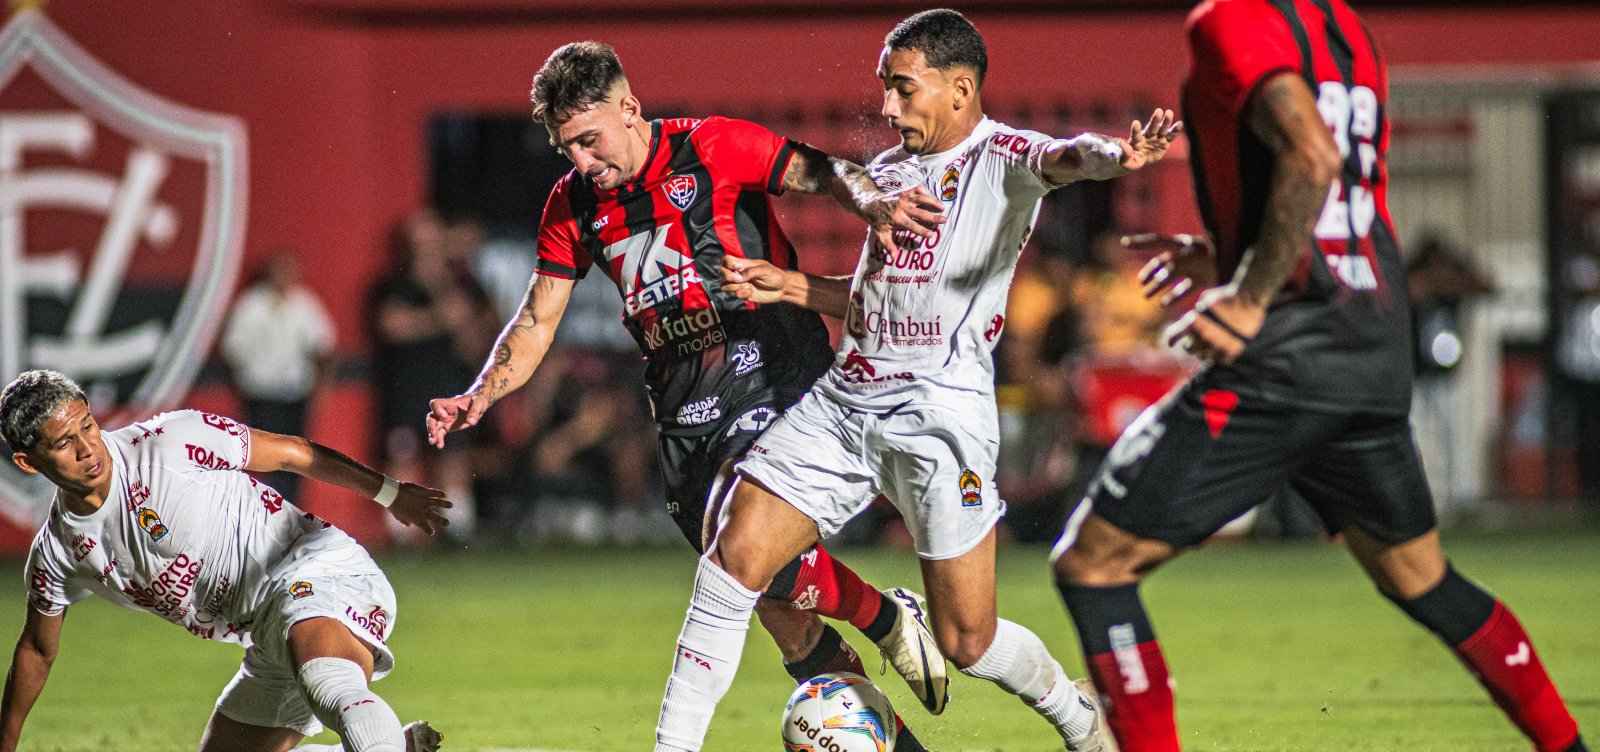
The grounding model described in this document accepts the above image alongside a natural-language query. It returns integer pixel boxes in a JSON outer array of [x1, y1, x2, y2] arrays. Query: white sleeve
[[143, 410, 253, 471], [24, 534, 87, 616], [995, 128, 1061, 199]]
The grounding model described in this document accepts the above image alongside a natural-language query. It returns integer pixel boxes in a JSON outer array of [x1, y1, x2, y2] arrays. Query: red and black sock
[[766, 546, 897, 642], [1390, 565, 1585, 752], [1057, 581, 1180, 752], [782, 624, 928, 752]]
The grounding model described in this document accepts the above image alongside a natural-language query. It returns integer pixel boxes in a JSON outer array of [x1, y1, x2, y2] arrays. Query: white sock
[[959, 619, 1098, 745], [297, 656, 405, 752], [655, 557, 761, 752]]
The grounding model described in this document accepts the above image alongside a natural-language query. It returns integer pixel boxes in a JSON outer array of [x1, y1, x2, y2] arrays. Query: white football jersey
[[821, 117, 1061, 407], [23, 410, 375, 643]]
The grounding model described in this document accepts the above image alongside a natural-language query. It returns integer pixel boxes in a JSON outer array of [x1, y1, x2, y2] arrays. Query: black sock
[[783, 623, 848, 682], [1055, 581, 1157, 654], [859, 592, 898, 643], [1384, 563, 1495, 644], [896, 723, 928, 752]]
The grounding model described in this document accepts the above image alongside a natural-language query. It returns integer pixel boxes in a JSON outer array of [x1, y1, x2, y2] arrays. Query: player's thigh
[[917, 529, 998, 668], [288, 616, 377, 676], [1080, 376, 1329, 550], [1290, 411, 1438, 552], [659, 431, 726, 553], [197, 709, 302, 752], [734, 393, 877, 544], [874, 398, 1004, 561]]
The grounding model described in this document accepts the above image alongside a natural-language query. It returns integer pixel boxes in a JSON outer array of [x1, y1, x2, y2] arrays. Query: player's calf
[[297, 656, 405, 752], [1387, 564, 1585, 752], [957, 619, 1101, 751]]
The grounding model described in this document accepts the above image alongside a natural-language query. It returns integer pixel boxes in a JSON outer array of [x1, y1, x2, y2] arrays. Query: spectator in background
[[1559, 247, 1600, 521], [1069, 230, 1165, 356], [1407, 232, 1494, 520], [221, 252, 335, 501], [367, 207, 499, 540]]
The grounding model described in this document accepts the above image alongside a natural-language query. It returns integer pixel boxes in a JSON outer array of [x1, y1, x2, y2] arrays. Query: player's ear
[[619, 94, 642, 126], [11, 451, 39, 476], [951, 70, 977, 110]]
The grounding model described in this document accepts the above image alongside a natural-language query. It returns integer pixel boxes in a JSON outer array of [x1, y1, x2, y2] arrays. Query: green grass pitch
[[10, 531, 1596, 751]]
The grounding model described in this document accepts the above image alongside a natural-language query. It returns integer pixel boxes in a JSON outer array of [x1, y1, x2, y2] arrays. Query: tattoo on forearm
[[494, 342, 512, 367], [1238, 78, 1337, 305]]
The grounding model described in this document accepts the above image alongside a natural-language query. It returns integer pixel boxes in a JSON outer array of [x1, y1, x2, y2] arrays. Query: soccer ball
[[781, 672, 896, 752]]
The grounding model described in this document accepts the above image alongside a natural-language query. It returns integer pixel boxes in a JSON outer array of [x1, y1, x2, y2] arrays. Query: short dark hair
[[0, 370, 87, 451], [531, 41, 627, 123], [885, 9, 988, 86]]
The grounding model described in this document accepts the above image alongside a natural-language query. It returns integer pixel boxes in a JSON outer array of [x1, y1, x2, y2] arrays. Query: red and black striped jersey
[[535, 117, 831, 431], [1183, 0, 1413, 412]]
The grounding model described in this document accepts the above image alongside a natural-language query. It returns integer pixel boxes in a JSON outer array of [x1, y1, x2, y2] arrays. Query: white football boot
[[1065, 678, 1118, 752], [876, 588, 951, 715], [403, 720, 444, 752]]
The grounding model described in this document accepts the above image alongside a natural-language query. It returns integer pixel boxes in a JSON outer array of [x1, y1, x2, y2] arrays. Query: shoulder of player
[[128, 410, 246, 449], [1186, 0, 1283, 43]]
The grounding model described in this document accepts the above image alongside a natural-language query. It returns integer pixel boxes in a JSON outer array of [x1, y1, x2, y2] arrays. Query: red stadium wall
[[27, 0, 1600, 543]]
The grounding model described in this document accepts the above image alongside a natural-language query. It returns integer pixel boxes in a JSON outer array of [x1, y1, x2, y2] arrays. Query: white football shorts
[[736, 386, 1006, 560], [214, 530, 398, 736]]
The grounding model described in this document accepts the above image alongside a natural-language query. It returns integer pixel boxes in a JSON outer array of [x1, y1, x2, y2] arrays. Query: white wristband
[[373, 476, 400, 508]]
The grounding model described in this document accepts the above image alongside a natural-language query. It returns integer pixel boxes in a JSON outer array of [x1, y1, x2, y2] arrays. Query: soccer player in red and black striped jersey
[[424, 42, 949, 746], [1050, 2, 1589, 751]]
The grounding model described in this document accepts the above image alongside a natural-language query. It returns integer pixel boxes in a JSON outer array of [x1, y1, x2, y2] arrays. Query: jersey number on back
[[1313, 82, 1379, 241]]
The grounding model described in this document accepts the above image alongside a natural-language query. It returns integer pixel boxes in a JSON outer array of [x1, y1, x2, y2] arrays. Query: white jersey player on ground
[[0, 370, 450, 752], [651, 10, 1181, 752]]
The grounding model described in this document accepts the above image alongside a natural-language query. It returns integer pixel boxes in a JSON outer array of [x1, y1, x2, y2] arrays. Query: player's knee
[[706, 534, 774, 592], [934, 620, 997, 669], [1051, 533, 1157, 587]]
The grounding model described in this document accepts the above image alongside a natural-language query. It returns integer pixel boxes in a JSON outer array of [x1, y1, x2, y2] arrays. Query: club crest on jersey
[[136, 507, 169, 541], [0, 10, 248, 526], [663, 175, 698, 211], [959, 469, 982, 507], [289, 581, 314, 600], [940, 163, 961, 201]]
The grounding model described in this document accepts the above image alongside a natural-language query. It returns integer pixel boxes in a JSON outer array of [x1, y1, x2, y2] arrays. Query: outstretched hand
[[425, 392, 491, 448], [1118, 109, 1183, 172], [1126, 232, 1217, 307], [388, 481, 452, 535], [865, 184, 944, 255], [721, 256, 788, 305]]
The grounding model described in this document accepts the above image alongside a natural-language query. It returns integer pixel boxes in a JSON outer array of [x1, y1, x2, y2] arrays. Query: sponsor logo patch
[[676, 395, 723, 426], [289, 580, 314, 600]]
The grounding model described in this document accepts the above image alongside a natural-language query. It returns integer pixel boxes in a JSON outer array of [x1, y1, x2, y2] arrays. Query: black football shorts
[[657, 401, 786, 553], [1081, 369, 1437, 549]]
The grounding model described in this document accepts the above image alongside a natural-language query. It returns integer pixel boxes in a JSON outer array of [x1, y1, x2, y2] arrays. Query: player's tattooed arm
[[781, 142, 945, 254], [1233, 74, 1340, 307], [426, 274, 576, 447], [0, 608, 65, 751], [1041, 108, 1183, 184], [1162, 74, 1338, 364]]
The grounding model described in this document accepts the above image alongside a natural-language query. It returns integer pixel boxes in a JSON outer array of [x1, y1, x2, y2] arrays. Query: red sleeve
[[690, 116, 797, 195], [535, 173, 591, 279], [1188, 0, 1302, 116]]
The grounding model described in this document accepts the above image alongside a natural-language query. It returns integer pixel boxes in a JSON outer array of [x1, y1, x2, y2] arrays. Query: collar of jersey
[[618, 119, 666, 194]]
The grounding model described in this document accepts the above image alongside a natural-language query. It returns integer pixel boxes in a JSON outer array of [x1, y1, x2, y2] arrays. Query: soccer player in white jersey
[[650, 9, 1181, 752], [0, 370, 449, 752]]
